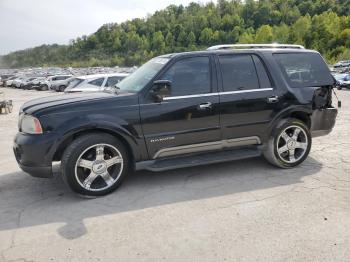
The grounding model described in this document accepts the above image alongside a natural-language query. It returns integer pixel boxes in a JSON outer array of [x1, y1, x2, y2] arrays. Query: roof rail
[[207, 44, 305, 50]]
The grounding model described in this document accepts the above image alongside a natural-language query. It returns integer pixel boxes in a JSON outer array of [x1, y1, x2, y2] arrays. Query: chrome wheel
[[277, 125, 308, 164], [75, 143, 123, 192]]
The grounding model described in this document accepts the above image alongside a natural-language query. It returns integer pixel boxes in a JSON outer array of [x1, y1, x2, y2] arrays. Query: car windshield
[[116, 57, 169, 92], [334, 74, 347, 81]]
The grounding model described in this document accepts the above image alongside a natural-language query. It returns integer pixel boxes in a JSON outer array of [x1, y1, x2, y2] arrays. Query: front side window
[[274, 53, 334, 88], [159, 56, 211, 96], [219, 55, 260, 91]]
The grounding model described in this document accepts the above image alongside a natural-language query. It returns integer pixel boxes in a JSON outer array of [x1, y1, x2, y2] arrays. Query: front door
[[140, 55, 221, 159]]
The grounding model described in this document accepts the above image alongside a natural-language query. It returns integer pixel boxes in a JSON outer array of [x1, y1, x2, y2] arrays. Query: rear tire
[[59, 85, 65, 92], [263, 118, 311, 168], [41, 85, 48, 91], [61, 133, 129, 196]]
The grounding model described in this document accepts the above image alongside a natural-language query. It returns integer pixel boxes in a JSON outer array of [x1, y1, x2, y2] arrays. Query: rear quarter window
[[274, 53, 334, 88]]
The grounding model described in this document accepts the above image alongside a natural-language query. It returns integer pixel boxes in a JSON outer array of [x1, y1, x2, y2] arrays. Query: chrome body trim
[[163, 88, 273, 100], [153, 136, 261, 159]]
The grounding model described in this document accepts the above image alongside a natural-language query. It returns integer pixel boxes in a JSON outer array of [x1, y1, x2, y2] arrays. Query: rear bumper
[[13, 132, 56, 178], [17, 163, 52, 178], [311, 107, 338, 137]]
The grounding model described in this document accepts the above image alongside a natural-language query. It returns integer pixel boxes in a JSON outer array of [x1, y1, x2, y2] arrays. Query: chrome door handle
[[267, 96, 279, 103], [198, 102, 212, 110]]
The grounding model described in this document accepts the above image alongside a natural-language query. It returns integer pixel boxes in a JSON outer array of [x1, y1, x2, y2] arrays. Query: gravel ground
[[0, 87, 350, 262]]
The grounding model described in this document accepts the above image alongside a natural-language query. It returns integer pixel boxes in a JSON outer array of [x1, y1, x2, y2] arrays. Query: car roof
[[75, 73, 129, 80], [49, 74, 72, 77]]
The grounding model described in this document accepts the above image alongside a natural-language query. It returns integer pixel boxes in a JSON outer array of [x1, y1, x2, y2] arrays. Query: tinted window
[[88, 78, 105, 87], [219, 55, 259, 91], [274, 53, 334, 88], [160, 56, 210, 96], [252, 55, 272, 88], [106, 76, 124, 87], [56, 76, 70, 80]]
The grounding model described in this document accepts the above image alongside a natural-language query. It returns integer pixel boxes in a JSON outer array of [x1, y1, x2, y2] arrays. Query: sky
[[0, 0, 210, 55]]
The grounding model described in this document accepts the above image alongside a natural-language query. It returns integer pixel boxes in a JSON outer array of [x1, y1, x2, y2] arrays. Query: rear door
[[217, 54, 280, 143]]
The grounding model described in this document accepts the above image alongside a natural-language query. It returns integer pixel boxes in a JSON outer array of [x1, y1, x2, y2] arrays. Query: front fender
[[44, 113, 146, 163]]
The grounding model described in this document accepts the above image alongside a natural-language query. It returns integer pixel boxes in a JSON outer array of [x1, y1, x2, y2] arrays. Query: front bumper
[[13, 132, 57, 178], [311, 107, 338, 137]]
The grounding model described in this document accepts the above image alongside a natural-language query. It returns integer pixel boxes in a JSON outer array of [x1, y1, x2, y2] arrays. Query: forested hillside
[[1, 0, 350, 68]]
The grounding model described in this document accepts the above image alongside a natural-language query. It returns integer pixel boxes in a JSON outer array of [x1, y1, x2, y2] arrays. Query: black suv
[[14, 45, 338, 196]]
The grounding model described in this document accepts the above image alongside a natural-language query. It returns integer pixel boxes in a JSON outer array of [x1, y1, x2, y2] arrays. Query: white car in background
[[37, 75, 72, 91], [64, 73, 129, 93], [5, 76, 18, 87], [12, 77, 27, 88]]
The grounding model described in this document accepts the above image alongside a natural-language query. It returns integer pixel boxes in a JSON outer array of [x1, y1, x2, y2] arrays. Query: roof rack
[[207, 44, 305, 50]]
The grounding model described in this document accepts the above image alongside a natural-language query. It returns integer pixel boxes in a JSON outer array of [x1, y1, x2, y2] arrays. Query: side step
[[135, 147, 262, 172]]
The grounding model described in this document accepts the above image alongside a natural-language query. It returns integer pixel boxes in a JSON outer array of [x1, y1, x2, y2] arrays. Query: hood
[[21, 91, 134, 115]]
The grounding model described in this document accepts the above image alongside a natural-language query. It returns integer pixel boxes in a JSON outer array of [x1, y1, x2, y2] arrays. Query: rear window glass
[[274, 53, 334, 88]]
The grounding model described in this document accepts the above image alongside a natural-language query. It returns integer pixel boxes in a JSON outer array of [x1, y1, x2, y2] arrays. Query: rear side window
[[88, 78, 105, 87], [219, 55, 259, 91], [106, 76, 123, 87], [274, 53, 334, 88]]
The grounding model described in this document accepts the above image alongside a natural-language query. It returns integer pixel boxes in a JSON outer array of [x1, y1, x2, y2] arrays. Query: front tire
[[41, 85, 48, 91], [263, 118, 311, 168], [61, 133, 129, 196]]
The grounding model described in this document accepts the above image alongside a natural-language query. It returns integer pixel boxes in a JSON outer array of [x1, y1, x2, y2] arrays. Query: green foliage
[[2, 0, 350, 68]]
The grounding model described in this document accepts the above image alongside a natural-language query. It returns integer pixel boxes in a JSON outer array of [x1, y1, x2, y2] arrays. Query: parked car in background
[[334, 73, 350, 89], [14, 44, 338, 196], [64, 73, 129, 93], [5, 76, 18, 87], [24, 77, 47, 90], [0, 75, 14, 86], [334, 60, 350, 68], [51, 77, 75, 92], [12, 77, 27, 88], [36, 75, 72, 91], [18, 77, 37, 89]]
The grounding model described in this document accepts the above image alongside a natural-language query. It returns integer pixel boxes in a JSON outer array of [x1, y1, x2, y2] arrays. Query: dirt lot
[[0, 87, 350, 262]]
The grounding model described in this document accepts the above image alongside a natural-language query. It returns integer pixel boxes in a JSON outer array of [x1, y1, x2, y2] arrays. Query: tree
[[151, 31, 165, 54], [255, 25, 273, 43], [165, 31, 175, 52], [200, 28, 214, 45], [2, 0, 350, 68], [188, 31, 196, 48]]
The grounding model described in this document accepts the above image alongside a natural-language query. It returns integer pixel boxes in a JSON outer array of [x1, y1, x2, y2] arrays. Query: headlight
[[20, 115, 43, 134]]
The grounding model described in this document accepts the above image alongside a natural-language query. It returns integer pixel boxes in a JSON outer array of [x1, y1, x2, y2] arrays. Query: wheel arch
[[52, 128, 136, 167], [264, 106, 312, 142]]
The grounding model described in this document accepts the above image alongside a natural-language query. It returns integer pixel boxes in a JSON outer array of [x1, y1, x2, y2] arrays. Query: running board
[[135, 147, 262, 172]]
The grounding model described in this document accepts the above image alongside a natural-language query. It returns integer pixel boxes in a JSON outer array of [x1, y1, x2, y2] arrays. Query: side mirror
[[151, 80, 172, 102]]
